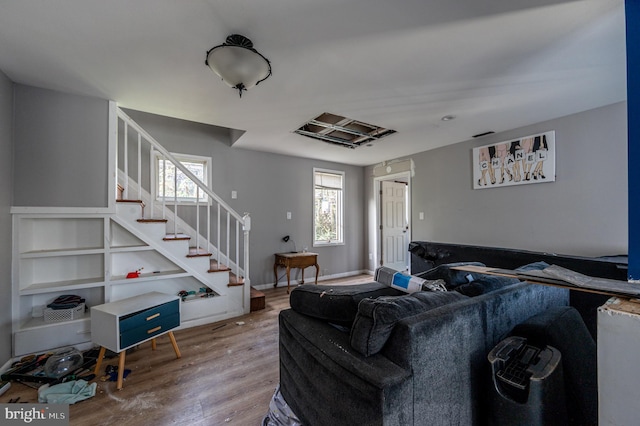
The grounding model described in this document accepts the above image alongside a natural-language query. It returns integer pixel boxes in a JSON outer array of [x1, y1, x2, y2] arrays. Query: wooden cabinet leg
[[93, 346, 106, 376], [168, 331, 181, 359], [151, 338, 157, 351], [117, 351, 126, 390]]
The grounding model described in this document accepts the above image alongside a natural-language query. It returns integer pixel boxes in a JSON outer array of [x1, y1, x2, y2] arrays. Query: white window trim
[[313, 167, 345, 247], [151, 152, 212, 205]]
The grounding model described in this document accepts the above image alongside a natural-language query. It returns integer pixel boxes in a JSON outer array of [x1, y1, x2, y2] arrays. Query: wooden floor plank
[[1, 274, 373, 425]]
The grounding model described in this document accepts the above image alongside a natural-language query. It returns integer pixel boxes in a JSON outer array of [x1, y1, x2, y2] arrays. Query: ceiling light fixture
[[205, 34, 272, 98]]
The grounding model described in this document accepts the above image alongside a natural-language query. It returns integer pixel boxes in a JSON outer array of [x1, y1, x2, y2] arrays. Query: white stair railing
[[115, 108, 250, 284]]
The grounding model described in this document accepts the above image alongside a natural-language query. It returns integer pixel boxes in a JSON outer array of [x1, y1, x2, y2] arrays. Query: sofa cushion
[[289, 282, 405, 327], [415, 262, 486, 288], [350, 291, 468, 356]]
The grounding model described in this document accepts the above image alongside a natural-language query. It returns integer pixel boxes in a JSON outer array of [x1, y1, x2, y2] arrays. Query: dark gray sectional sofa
[[279, 267, 569, 425], [276, 242, 627, 425]]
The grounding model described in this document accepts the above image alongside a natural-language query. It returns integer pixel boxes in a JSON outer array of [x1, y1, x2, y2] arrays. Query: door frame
[[374, 171, 412, 272]]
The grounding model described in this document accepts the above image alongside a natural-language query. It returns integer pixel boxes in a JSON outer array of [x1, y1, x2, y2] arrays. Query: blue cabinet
[[90, 292, 182, 389]]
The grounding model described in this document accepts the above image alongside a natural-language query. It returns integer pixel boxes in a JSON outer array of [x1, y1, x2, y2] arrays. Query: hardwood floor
[[2, 274, 374, 425]]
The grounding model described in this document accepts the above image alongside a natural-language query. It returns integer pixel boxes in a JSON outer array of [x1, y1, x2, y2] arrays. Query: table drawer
[[120, 312, 180, 349], [119, 299, 179, 333], [288, 256, 317, 268]]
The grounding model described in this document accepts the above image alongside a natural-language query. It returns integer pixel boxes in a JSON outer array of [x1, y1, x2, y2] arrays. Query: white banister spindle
[[226, 211, 230, 267], [243, 213, 251, 283], [235, 220, 240, 277], [115, 117, 119, 200], [196, 187, 200, 250], [123, 122, 129, 199], [161, 153, 166, 218], [173, 166, 178, 236], [217, 204, 221, 265], [207, 202, 211, 255], [150, 146, 155, 220], [137, 133, 142, 201]]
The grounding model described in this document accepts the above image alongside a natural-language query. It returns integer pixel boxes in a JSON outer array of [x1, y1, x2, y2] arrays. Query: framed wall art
[[473, 130, 555, 189]]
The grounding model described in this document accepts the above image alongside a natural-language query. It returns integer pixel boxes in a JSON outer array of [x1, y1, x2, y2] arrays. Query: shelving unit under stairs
[[11, 207, 248, 357]]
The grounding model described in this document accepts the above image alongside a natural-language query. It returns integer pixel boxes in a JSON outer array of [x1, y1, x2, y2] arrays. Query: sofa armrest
[[280, 309, 410, 388], [279, 309, 413, 425]]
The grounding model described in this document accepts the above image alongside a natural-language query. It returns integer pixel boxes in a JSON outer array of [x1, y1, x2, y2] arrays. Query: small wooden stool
[[93, 331, 181, 390]]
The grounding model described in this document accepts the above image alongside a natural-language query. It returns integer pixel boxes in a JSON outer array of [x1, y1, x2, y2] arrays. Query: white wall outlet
[[231, 190, 237, 199], [287, 211, 292, 220], [419, 212, 425, 220], [369, 253, 373, 260]]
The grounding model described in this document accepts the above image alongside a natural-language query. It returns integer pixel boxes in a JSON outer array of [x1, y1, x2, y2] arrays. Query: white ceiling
[[0, 0, 626, 166]]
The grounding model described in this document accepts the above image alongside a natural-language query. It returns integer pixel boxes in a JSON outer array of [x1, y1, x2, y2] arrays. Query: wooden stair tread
[[187, 247, 212, 257], [163, 233, 191, 241], [228, 272, 244, 286], [208, 260, 231, 272], [137, 218, 168, 223]]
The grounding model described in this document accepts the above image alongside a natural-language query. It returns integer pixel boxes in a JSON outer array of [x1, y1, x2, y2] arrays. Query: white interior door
[[381, 180, 408, 271]]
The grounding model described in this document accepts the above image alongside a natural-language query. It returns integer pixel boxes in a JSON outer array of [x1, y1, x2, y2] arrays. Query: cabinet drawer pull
[[147, 326, 162, 334], [146, 313, 160, 321]]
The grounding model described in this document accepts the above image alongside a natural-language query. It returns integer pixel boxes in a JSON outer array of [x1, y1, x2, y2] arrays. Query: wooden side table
[[274, 252, 319, 293], [90, 292, 182, 390]]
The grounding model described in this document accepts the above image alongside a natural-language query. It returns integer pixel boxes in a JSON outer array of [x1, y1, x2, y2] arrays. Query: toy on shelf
[[126, 268, 144, 279], [177, 287, 215, 301]]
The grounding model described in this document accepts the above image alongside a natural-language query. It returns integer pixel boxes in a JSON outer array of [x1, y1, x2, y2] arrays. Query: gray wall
[[123, 110, 366, 286], [0, 71, 13, 362], [365, 102, 628, 262], [13, 85, 110, 207]]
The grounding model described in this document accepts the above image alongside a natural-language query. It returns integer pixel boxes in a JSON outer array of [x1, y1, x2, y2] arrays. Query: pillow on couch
[[350, 291, 468, 356], [289, 283, 405, 327], [415, 262, 486, 288], [515, 261, 550, 272], [452, 261, 550, 296], [453, 275, 520, 297]]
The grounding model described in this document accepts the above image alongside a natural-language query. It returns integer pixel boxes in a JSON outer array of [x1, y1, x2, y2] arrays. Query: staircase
[[113, 108, 258, 326], [8, 106, 260, 358]]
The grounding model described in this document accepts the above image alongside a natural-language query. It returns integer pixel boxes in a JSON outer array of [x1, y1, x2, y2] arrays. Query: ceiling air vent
[[294, 112, 396, 149]]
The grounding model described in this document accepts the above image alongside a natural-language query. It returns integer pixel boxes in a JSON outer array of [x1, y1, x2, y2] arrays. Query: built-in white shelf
[[109, 270, 190, 285]]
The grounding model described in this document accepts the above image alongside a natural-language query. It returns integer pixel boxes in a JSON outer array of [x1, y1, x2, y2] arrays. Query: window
[[153, 152, 211, 203], [314, 168, 344, 246]]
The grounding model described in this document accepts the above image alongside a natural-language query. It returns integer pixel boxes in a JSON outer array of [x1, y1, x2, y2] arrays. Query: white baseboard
[[252, 269, 373, 291]]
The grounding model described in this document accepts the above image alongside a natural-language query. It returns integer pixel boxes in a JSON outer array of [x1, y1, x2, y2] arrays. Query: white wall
[[13, 85, 110, 208], [0, 71, 13, 362], [365, 102, 628, 266]]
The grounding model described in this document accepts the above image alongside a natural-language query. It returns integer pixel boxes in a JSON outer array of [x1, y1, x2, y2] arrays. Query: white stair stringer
[[112, 203, 248, 328]]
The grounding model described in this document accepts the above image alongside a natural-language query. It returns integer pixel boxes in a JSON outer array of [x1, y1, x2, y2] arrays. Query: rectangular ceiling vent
[[294, 112, 396, 149]]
